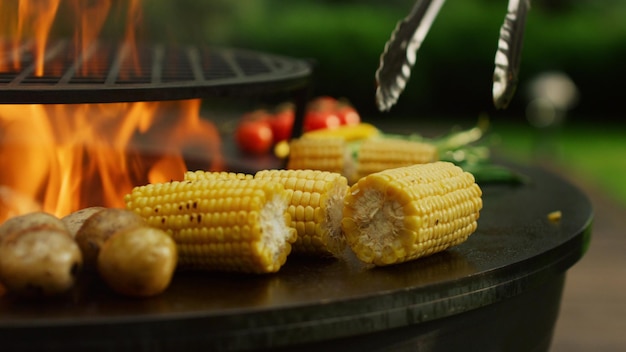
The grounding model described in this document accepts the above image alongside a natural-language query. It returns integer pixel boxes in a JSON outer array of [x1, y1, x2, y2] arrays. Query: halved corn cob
[[124, 178, 296, 274], [254, 169, 349, 257], [287, 137, 355, 179], [342, 161, 482, 266], [354, 138, 438, 182]]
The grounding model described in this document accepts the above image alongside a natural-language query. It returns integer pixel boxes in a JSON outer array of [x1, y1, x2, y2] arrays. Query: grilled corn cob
[[125, 178, 296, 273], [342, 161, 482, 266], [287, 137, 355, 178], [254, 169, 349, 257], [184, 170, 253, 182], [275, 123, 380, 159], [354, 138, 438, 182], [301, 122, 380, 141]]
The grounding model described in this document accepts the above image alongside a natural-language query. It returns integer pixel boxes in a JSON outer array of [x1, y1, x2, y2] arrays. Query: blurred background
[[127, 0, 626, 350], [134, 0, 626, 204], [138, 0, 624, 119]]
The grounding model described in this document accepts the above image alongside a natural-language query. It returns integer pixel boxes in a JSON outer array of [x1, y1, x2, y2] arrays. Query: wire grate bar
[[0, 41, 312, 104]]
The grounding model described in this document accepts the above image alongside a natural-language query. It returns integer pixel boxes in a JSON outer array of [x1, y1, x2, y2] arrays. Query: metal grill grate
[[0, 40, 312, 104]]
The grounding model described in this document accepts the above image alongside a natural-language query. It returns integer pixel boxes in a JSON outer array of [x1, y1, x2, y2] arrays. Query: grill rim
[[0, 42, 313, 104]]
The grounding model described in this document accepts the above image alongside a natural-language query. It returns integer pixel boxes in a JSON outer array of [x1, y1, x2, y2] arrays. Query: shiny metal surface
[[375, 0, 445, 112], [376, 0, 531, 112], [493, 0, 531, 109]]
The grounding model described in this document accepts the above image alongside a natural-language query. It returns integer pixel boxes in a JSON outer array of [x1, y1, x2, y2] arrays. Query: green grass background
[[489, 121, 626, 207]]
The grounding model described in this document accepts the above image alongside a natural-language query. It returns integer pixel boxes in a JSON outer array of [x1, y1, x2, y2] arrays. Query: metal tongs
[[375, 0, 530, 111]]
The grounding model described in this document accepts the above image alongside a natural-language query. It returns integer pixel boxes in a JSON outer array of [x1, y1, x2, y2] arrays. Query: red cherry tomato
[[336, 104, 361, 126], [241, 109, 272, 123], [269, 104, 295, 143], [303, 110, 341, 132], [235, 116, 274, 155], [308, 96, 337, 112]]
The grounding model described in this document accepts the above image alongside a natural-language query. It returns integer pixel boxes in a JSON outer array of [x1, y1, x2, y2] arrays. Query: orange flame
[[120, 0, 143, 78], [0, 1, 225, 222], [69, 0, 112, 76], [0, 100, 223, 222], [0, 2, 18, 72], [15, 0, 61, 76]]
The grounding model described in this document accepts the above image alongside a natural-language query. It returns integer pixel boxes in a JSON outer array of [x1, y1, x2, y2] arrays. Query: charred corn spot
[[255, 169, 349, 257], [287, 137, 355, 179], [125, 178, 296, 274], [354, 138, 438, 182], [342, 161, 482, 266]]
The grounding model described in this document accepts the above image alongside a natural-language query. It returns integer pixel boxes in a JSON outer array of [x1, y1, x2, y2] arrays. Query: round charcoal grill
[[0, 40, 312, 104], [0, 40, 593, 352]]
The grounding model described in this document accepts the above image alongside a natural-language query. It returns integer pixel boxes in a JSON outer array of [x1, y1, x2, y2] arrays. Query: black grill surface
[[0, 40, 312, 104]]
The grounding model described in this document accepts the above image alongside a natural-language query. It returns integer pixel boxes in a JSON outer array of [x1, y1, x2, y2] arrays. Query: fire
[[17, 0, 61, 76], [69, 0, 113, 76], [0, 1, 224, 222]]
